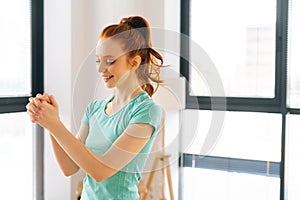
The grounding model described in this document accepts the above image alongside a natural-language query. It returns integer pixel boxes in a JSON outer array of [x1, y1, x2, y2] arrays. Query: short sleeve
[[82, 103, 92, 126], [81, 100, 102, 126], [129, 102, 163, 134]]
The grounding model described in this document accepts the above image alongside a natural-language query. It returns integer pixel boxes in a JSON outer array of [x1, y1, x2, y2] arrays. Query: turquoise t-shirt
[[80, 91, 162, 200]]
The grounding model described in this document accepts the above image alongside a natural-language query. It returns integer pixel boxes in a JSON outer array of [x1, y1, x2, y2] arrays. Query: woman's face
[[96, 38, 135, 88]]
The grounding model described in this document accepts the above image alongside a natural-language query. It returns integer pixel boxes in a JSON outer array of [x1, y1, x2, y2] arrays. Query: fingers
[[27, 109, 39, 123], [27, 101, 42, 113], [29, 93, 51, 108], [27, 96, 44, 123], [36, 93, 51, 103], [26, 102, 40, 123], [49, 95, 59, 108], [29, 96, 42, 108], [26, 93, 58, 124], [27, 98, 40, 114]]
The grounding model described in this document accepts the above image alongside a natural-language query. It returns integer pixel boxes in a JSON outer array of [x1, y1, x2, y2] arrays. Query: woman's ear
[[129, 55, 142, 69]]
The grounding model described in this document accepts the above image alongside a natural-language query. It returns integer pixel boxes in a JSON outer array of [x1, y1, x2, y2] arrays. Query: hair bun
[[120, 16, 148, 29], [120, 16, 150, 46], [121, 20, 136, 28]]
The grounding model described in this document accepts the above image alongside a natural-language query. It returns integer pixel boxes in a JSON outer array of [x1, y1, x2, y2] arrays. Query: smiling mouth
[[103, 75, 114, 82]]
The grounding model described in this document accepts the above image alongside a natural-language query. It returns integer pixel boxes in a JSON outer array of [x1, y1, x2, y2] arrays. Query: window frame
[[180, 0, 287, 113], [180, 0, 291, 200], [0, 0, 44, 114], [0, 0, 44, 199], [182, 153, 280, 177]]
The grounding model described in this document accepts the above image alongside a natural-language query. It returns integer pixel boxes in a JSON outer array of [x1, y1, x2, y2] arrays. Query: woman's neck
[[113, 82, 143, 105]]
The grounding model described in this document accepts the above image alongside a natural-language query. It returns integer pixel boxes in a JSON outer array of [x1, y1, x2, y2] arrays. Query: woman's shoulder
[[131, 92, 163, 115], [87, 99, 104, 108], [129, 92, 163, 130], [134, 92, 160, 107], [85, 99, 108, 114]]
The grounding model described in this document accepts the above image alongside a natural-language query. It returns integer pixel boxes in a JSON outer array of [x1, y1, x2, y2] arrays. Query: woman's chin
[[102, 78, 116, 88], [104, 83, 115, 89]]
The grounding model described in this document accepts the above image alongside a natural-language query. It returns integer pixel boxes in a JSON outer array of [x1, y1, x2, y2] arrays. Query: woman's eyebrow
[[95, 55, 116, 58]]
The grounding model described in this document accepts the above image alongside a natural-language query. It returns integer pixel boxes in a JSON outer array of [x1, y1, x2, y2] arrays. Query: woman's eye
[[106, 59, 115, 65], [96, 58, 116, 66]]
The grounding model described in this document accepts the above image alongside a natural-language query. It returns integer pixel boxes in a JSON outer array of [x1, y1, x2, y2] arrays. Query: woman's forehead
[[96, 38, 124, 57]]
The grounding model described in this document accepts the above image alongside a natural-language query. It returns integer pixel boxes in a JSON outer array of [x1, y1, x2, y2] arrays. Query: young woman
[[26, 16, 164, 199]]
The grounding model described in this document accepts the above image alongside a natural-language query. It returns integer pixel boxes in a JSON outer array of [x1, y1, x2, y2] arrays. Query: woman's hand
[[26, 94, 60, 131], [36, 95, 60, 130], [26, 93, 48, 123]]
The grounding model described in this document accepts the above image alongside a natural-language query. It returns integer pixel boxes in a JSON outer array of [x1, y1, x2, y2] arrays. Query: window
[[286, 115, 300, 200], [0, 0, 44, 199], [0, 1, 31, 96], [181, 0, 285, 113], [285, 2, 300, 199], [0, 113, 33, 199], [183, 168, 280, 200], [189, 0, 277, 98], [180, 0, 299, 199], [181, 111, 281, 200], [287, 0, 300, 109], [184, 111, 281, 161]]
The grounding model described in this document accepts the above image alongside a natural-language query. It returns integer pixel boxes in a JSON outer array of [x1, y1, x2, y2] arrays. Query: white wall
[[44, 0, 181, 199], [44, 0, 71, 199]]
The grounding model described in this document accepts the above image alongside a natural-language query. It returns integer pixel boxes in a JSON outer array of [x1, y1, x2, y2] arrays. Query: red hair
[[100, 16, 164, 97]]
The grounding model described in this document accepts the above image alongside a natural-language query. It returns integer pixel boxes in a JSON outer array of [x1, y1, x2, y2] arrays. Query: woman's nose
[[97, 62, 107, 73]]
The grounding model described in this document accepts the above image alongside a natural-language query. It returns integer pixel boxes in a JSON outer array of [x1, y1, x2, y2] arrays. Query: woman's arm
[[27, 95, 85, 176], [49, 134, 80, 176], [48, 123, 89, 176], [32, 96, 154, 182], [47, 120, 153, 182]]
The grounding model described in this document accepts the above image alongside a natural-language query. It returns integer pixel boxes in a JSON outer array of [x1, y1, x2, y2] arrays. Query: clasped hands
[[26, 93, 60, 131]]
